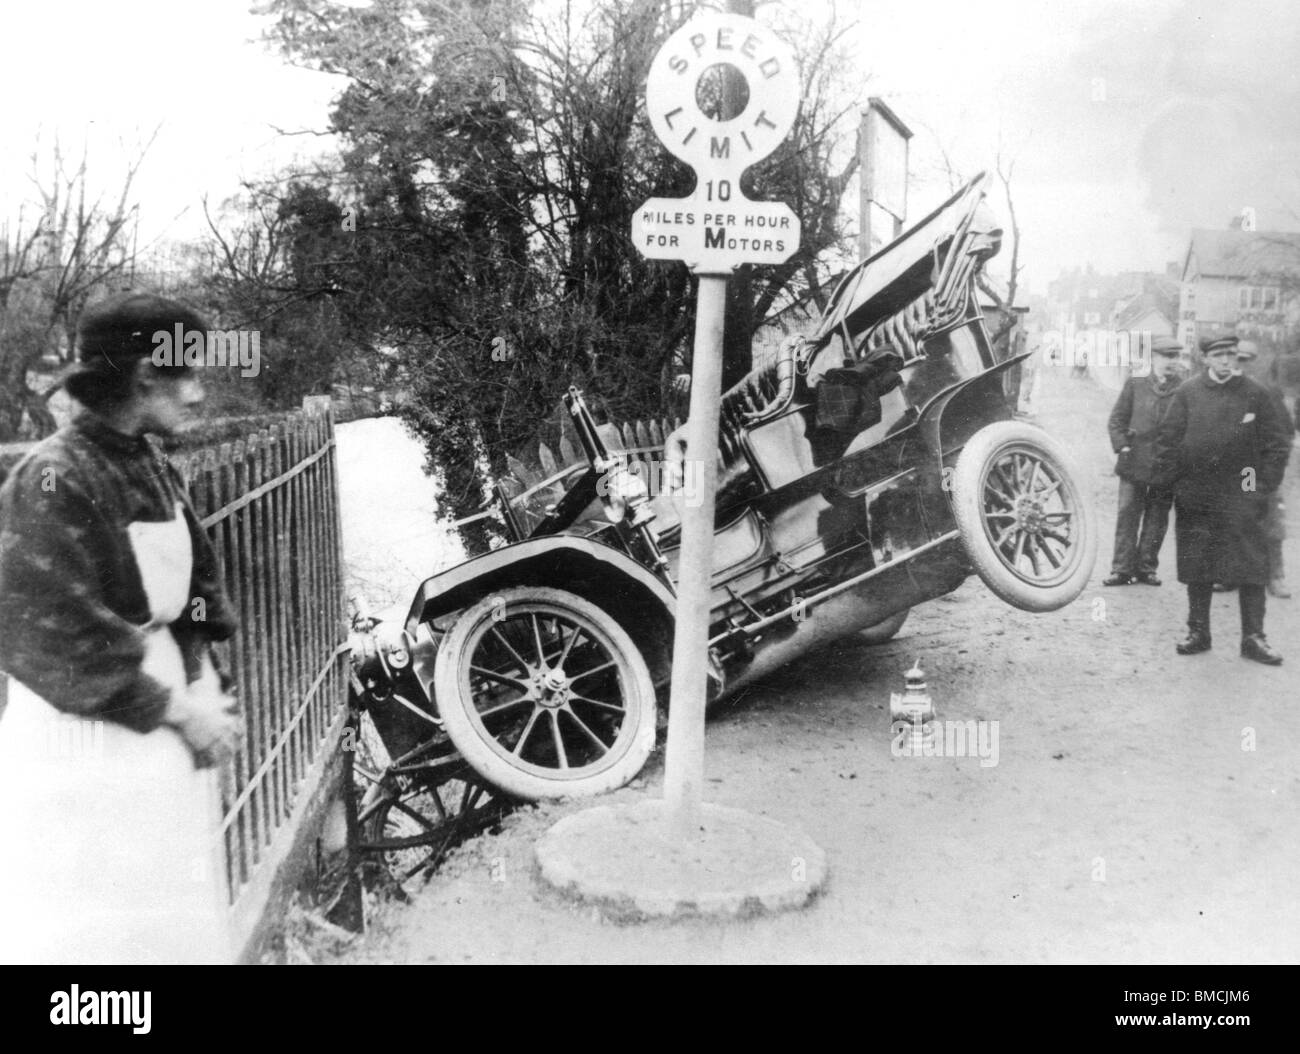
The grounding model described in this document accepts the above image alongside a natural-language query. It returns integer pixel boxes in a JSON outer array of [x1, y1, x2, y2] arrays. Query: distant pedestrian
[[1103, 335, 1184, 586], [1153, 333, 1292, 664], [1070, 348, 1089, 380]]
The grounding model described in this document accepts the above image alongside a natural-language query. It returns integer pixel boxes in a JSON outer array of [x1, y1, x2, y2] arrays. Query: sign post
[[660, 271, 726, 833], [634, 9, 802, 835], [535, 10, 827, 920]]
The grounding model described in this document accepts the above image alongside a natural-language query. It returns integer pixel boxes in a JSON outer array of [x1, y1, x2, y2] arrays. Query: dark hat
[[1198, 333, 1239, 354], [1151, 335, 1183, 356], [63, 293, 208, 404]]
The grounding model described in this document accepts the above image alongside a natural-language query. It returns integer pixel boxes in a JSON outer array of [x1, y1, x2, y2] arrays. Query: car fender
[[916, 351, 1032, 462], [403, 535, 677, 696]]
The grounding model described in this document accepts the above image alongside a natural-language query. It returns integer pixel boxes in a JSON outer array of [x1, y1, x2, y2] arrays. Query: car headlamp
[[376, 623, 412, 669]]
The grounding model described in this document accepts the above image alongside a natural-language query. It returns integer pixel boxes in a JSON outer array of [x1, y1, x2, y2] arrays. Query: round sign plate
[[646, 12, 799, 181]]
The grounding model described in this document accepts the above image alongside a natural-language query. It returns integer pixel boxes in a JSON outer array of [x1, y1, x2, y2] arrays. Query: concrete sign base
[[535, 800, 828, 923]]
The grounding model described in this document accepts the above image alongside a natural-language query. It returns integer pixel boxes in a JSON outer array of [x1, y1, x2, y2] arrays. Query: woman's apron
[[0, 503, 231, 965]]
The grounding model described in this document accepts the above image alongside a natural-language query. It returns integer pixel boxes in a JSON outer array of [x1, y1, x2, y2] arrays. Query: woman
[[0, 294, 242, 963]]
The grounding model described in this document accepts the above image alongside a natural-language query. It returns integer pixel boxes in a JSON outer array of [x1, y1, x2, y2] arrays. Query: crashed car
[[350, 174, 1096, 863]]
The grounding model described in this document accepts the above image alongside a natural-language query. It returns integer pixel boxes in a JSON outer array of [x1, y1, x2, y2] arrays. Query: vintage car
[[349, 175, 1096, 875]]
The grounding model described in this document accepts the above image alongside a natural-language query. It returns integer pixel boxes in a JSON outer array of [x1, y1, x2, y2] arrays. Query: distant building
[[1111, 289, 1177, 339], [1179, 227, 1300, 351], [1046, 266, 1178, 337]]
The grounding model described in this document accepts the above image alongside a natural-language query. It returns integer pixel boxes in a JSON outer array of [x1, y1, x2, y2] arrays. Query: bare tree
[[0, 209, 50, 437], [976, 149, 1024, 350], [0, 132, 156, 439]]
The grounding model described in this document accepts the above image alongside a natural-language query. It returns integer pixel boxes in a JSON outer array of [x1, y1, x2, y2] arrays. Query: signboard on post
[[632, 13, 802, 274], [632, 10, 801, 831], [858, 97, 913, 259], [633, 198, 799, 271]]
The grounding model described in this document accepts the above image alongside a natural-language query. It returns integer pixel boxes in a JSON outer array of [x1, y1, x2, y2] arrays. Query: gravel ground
[[331, 369, 1300, 964]]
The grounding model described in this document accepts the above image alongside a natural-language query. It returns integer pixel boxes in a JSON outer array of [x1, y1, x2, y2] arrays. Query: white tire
[[950, 421, 1097, 612], [433, 587, 657, 801]]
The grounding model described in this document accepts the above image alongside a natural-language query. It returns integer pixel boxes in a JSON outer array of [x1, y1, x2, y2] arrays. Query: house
[[1046, 266, 1127, 331], [1046, 266, 1178, 337], [1179, 227, 1300, 352], [1110, 287, 1177, 339]]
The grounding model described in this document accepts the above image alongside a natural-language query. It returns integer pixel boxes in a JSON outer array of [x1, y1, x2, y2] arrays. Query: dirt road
[[334, 369, 1300, 964]]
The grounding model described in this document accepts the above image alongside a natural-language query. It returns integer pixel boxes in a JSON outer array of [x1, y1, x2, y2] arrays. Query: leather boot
[[1241, 634, 1283, 665], [1175, 627, 1212, 655]]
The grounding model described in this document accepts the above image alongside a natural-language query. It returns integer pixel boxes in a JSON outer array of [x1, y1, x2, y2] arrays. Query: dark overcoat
[[1107, 373, 1181, 482], [1152, 373, 1292, 584]]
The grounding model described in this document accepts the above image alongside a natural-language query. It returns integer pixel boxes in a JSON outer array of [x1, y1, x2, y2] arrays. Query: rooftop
[[1184, 228, 1300, 280]]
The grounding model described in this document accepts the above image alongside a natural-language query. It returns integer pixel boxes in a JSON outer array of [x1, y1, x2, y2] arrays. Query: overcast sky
[[3, 0, 1298, 295]]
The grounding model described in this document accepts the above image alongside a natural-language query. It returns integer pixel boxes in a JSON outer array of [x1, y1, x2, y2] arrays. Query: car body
[[351, 174, 1097, 815]]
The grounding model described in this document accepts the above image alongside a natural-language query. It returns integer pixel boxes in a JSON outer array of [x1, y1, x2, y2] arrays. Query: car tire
[[433, 586, 657, 801], [360, 774, 505, 889], [858, 608, 909, 644], [950, 420, 1096, 612]]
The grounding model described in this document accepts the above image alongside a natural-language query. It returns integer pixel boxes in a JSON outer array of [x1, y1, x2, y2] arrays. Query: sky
[[3, 0, 1299, 296], [853, 0, 1300, 291]]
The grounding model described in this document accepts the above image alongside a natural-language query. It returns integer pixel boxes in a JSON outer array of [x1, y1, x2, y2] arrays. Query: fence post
[[302, 395, 364, 933]]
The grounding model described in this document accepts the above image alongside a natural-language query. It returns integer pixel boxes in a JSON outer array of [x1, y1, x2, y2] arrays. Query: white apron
[[0, 504, 232, 964]]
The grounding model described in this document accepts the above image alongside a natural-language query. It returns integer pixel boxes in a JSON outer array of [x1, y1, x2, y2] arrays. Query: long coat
[[0, 413, 237, 963], [1108, 372, 1181, 483], [1152, 373, 1292, 584]]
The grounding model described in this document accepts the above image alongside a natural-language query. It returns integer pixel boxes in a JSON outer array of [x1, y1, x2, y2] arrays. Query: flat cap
[[1150, 335, 1183, 355], [1198, 333, 1239, 354]]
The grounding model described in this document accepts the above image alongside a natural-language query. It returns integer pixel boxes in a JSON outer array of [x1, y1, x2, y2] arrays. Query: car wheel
[[361, 774, 506, 890], [950, 421, 1097, 612], [858, 608, 909, 644], [433, 586, 657, 801]]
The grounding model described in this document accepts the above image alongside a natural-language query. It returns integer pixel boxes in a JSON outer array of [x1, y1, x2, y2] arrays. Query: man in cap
[[1104, 335, 1185, 586], [1234, 341, 1296, 598], [1153, 332, 1292, 664]]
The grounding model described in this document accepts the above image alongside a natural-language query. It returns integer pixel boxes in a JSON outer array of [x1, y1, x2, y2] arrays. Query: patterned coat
[[0, 415, 235, 730]]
